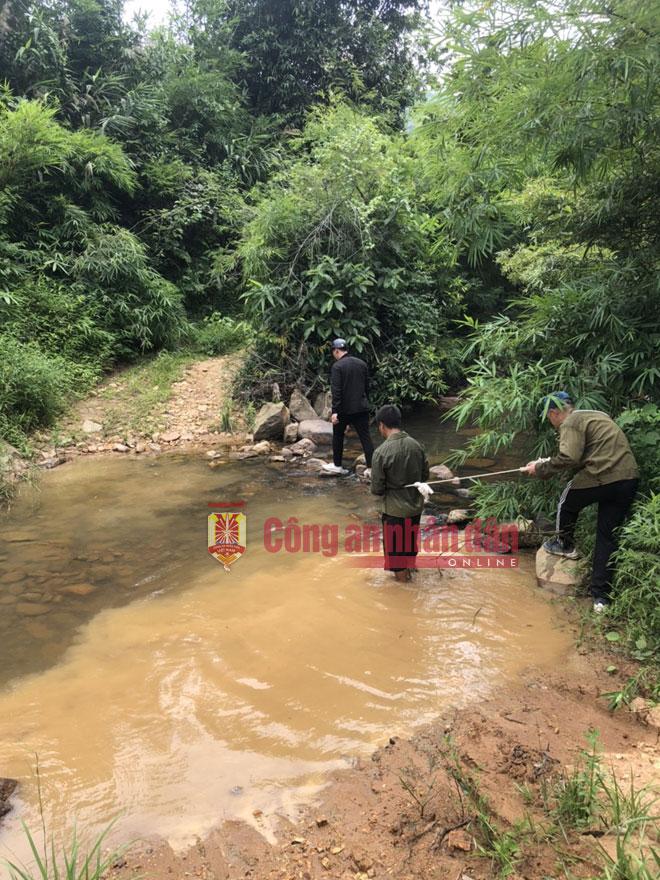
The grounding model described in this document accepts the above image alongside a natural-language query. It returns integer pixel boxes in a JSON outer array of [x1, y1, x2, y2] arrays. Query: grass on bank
[[0, 315, 251, 502], [4, 822, 126, 880], [95, 350, 196, 439], [0, 314, 252, 451], [3, 761, 128, 880], [401, 732, 660, 879]]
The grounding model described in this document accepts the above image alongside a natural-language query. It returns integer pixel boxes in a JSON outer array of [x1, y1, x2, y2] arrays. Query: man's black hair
[[375, 404, 402, 429]]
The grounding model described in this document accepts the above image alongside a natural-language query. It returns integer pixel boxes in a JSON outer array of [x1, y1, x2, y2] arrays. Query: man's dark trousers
[[332, 411, 374, 468], [382, 514, 421, 571], [557, 478, 638, 601]]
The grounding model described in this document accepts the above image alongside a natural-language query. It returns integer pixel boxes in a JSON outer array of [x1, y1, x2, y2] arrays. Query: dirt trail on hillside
[[39, 354, 247, 464], [154, 356, 243, 440]]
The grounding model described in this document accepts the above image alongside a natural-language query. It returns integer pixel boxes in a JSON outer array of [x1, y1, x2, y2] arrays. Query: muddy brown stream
[[0, 419, 573, 863]]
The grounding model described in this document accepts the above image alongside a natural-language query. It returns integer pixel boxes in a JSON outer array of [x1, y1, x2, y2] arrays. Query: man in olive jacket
[[523, 392, 639, 612], [370, 405, 429, 582]]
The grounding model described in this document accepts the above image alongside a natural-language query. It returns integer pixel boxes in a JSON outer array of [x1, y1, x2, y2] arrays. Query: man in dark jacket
[[322, 338, 374, 476], [370, 404, 429, 582], [523, 391, 639, 613]]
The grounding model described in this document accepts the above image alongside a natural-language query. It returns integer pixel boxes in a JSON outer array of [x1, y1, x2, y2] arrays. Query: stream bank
[[107, 647, 659, 880], [0, 353, 249, 499]]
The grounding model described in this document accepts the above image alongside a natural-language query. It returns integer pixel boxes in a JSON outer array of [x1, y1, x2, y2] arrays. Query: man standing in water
[[370, 405, 429, 582], [523, 392, 639, 613], [322, 338, 374, 476]]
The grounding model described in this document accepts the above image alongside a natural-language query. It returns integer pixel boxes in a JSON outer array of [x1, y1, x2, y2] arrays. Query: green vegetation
[[0, 4, 658, 667], [4, 821, 124, 880], [438, 731, 659, 879], [236, 102, 461, 403], [4, 760, 125, 880], [547, 731, 602, 832], [95, 350, 195, 438]]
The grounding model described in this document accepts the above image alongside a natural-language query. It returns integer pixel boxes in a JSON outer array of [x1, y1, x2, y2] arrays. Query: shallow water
[[0, 421, 568, 861]]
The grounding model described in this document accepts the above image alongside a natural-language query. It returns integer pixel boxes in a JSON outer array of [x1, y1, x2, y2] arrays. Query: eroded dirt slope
[[109, 649, 659, 880]]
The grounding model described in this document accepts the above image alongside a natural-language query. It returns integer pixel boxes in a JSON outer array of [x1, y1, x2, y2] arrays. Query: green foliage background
[[0, 0, 658, 656]]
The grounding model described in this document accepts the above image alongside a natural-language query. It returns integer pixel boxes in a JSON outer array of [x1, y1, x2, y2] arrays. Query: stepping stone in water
[[15, 602, 50, 616]]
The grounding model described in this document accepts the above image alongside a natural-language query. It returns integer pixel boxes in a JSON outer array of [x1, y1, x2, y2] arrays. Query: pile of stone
[[252, 389, 334, 448], [223, 388, 338, 470]]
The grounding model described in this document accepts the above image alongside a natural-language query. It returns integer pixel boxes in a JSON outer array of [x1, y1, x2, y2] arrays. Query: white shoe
[[322, 462, 349, 475], [593, 601, 608, 614]]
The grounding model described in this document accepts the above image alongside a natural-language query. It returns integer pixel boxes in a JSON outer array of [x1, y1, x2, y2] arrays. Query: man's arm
[[534, 424, 585, 478], [330, 362, 342, 415], [370, 451, 386, 497], [421, 447, 430, 482]]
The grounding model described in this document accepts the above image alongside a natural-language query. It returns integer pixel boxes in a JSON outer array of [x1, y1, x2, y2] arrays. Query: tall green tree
[[184, 0, 429, 123], [413, 0, 659, 461], [234, 103, 462, 403], [0, 0, 137, 125]]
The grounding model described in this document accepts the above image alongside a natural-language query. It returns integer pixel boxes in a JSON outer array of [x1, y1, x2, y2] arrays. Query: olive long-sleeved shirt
[[370, 430, 430, 517], [535, 410, 638, 489]]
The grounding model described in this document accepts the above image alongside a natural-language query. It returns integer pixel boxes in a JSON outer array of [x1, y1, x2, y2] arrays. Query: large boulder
[[535, 546, 587, 595], [253, 403, 289, 442], [81, 419, 103, 434], [298, 419, 333, 446], [288, 389, 317, 422], [0, 442, 26, 484], [313, 391, 332, 420]]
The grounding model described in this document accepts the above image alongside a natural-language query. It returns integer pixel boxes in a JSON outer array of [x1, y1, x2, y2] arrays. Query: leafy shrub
[[1, 278, 114, 369], [141, 167, 244, 313], [0, 334, 96, 444], [236, 103, 461, 403], [191, 314, 253, 356], [72, 227, 187, 356], [231, 334, 287, 405], [609, 495, 660, 661], [616, 405, 660, 496]]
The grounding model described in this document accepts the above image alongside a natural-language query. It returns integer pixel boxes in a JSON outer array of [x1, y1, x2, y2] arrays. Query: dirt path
[[35, 353, 249, 466], [109, 644, 659, 880]]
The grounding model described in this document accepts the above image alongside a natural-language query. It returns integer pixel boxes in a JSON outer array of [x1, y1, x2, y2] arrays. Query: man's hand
[[522, 457, 552, 477], [413, 482, 434, 502], [331, 413, 339, 425]]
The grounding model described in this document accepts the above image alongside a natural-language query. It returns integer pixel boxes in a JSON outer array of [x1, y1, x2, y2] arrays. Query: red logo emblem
[[208, 503, 246, 572]]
